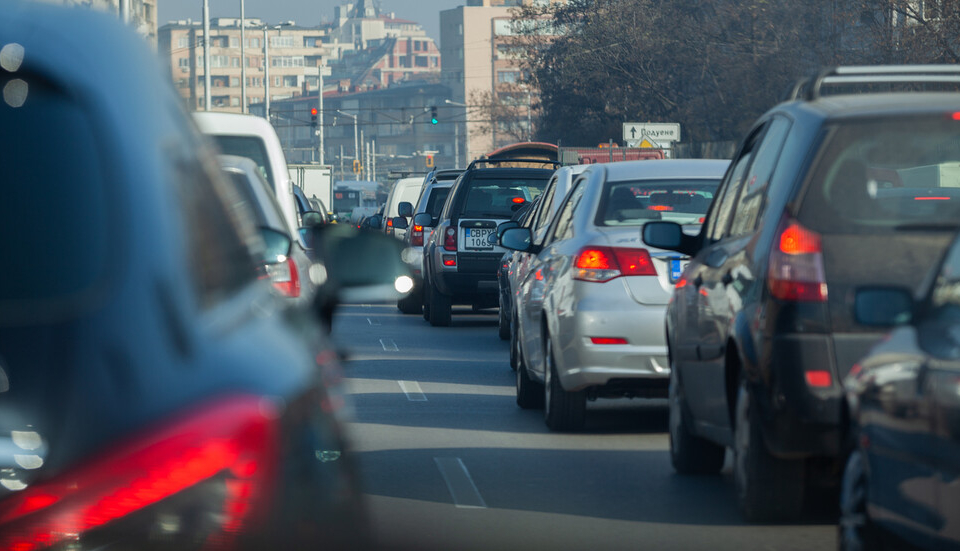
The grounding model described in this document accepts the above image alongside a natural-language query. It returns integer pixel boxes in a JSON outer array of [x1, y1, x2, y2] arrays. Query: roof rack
[[466, 158, 561, 170], [786, 65, 960, 102]]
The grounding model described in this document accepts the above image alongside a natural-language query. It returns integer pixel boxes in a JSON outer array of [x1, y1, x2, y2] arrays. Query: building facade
[[38, 0, 157, 44]]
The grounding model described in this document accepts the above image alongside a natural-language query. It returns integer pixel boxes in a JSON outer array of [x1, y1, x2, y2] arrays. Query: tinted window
[[425, 187, 451, 218], [211, 135, 275, 192], [598, 179, 720, 226], [0, 74, 110, 318], [932, 237, 960, 310], [729, 116, 792, 236], [460, 177, 549, 218], [799, 117, 960, 234], [548, 182, 586, 244], [225, 170, 269, 224]]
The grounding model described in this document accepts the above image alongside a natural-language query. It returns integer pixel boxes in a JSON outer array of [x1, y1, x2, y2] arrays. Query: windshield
[[799, 117, 960, 233], [334, 189, 361, 215], [460, 177, 549, 218], [598, 179, 720, 226], [211, 136, 275, 192]]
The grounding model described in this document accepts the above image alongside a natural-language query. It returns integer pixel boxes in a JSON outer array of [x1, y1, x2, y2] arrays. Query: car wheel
[[543, 334, 586, 431], [509, 310, 520, 371], [428, 283, 451, 327], [839, 448, 883, 551], [669, 364, 725, 474], [734, 377, 805, 522], [498, 288, 511, 340], [516, 337, 543, 409], [397, 286, 422, 315]]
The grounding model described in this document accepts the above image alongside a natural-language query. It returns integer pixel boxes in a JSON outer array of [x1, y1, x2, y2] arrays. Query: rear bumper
[[435, 252, 501, 303]]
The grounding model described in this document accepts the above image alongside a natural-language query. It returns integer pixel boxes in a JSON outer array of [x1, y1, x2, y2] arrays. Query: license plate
[[670, 259, 687, 283], [464, 228, 494, 250]]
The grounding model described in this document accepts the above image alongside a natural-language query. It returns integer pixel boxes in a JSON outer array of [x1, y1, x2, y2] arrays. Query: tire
[[497, 292, 511, 341], [669, 364, 725, 474], [838, 449, 884, 551], [397, 286, 422, 315], [733, 378, 805, 522], [428, 283, 451, 327], [543, 334, 586, 431], [509, 310, 520, 371], [516, 337, 543, 409]]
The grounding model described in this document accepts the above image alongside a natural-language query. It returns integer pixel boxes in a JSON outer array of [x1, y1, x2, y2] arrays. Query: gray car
[[502, 159, 729, 431]]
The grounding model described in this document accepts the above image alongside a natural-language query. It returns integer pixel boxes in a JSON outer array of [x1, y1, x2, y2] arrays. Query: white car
[[382, 176, 423, 241]]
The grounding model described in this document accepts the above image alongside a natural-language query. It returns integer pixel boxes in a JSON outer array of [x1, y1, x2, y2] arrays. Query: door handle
[[693, 275, 703, 288], [721, 272, 733, 286]]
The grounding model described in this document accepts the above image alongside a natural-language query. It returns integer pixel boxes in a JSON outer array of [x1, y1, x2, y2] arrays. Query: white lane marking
[[367, 317, 381, 326], [380, 338, 398, 351], [398, 380, 427, 401], [361, 304, 372, 308], [434, 457, 487, 509]]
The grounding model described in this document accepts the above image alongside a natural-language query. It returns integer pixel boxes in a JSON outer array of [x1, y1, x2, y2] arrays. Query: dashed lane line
[[434, 457, 487, 509], [398, 380, 427, 401]]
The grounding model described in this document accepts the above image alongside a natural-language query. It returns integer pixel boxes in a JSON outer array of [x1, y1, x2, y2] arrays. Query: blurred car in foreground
[[839, 236, 960, 550], [502, 160, 727, 431], [0, 3, 410, 548], [643, 65, 960, 522]]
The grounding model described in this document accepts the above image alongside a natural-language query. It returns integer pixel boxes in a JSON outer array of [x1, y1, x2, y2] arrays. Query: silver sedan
[[502, 159, 730, 431]]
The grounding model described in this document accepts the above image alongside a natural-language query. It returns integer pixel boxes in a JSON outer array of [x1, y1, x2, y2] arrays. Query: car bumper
[[435, 252, 501, 302]]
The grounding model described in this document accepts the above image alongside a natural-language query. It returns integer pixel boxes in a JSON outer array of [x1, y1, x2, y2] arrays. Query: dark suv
[[418, 159, 557, 326], [643, 65, 960, 522]]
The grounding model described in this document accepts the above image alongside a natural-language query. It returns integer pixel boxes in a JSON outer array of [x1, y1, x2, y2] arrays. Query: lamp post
[[240, 0, 246, 113], [336, 109, 359, 164], [263, 25, 269, 120], [445, 99, 466, 169], [202, 0, 211, 110]]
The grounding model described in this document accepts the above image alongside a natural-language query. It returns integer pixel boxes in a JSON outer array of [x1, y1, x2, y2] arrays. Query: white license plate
[[464, 228, 494, 249]]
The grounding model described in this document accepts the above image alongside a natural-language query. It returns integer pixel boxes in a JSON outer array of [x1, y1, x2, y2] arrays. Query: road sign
[[623, 122, 681, 145]]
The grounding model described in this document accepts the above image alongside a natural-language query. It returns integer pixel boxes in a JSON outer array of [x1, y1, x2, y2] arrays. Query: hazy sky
[[158, 0, 466, 42]]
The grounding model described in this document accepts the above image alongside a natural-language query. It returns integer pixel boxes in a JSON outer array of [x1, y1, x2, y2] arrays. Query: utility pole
[[263, 26, 269, 121], [240, 0, 246, 113], [317, 67, 324, 164], [372, 139, 376, 182], [203, 0, 211, 110]]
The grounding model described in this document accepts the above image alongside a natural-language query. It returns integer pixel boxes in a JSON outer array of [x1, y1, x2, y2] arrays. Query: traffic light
[[310, 107, 318, 128], [430, 106, 438, 125]]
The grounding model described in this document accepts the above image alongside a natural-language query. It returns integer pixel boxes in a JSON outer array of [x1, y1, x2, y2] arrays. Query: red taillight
[[411, 225, 424, 247], [952, 112, 960, 121], [914, 196, 950, 201], [805, 370, 832, 388], [767, 216, 827, 302], [511, 197, 525, 204], [647, 205, 673, 212], [266, 257, 301, 298], [590, 337, 629, 345], [443, 227, 457, 251], [574, 246, 656, 282], [0, 396, 279, 551], [442, 255, 457, 267]]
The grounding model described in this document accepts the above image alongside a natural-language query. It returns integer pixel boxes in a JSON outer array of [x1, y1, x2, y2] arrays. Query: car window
[[531, 175, 559, 237], [597, 179, 720, 226], [211, 135, 275, 192], [225, 170, 269, 224], [798, 116, 960, 234], [728, 116, 792, 236], [0, 72, 111, 320], [424, 186, 451, 219], [932, 237, 960, 311], [706, 126, 763, 241], [547, 180, 587, 244], [460, 177, 549, 218]]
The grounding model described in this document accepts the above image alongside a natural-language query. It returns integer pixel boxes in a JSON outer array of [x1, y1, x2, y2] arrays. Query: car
[[0, 2, 410, 546], [193, 111, 321, 300], [498, 165, 588, 343], [293, 183, 327, 226], [838, 246, 960, 550], [382, 176, 423, 240], [397, 169, 463, 315], [418, 159, 557, 326], [642, 65, 960, 522], [502, 160, 728, 431], [219, 155, 315, 303]]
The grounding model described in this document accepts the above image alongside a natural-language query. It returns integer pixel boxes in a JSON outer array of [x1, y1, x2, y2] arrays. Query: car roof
[[775, 92, 960, 122], [596, 159, 731, 182], [466, 167, 556, 178], [193, 111, 278, 136]]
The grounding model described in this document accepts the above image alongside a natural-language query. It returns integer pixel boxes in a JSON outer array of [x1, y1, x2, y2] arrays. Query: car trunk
[[596, 227, 682, 306]]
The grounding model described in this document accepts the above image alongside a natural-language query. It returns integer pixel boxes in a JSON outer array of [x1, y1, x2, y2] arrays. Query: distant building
[[36, 0, 157, 44]]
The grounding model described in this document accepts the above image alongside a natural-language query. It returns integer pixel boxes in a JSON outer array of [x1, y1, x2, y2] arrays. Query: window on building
[[178, 58, 190, 68], [212, 76, 229, 87], [270, 36, 295, 48], [457, 48, 463, 60], [230, 36, 239, 48], [212, 95, 230, 107], [414, 41, 421, 51], [282, 75, 298, 87], [178, 36, 190, 48], [247, 37, 260, 48], [415, 56, 428, 67], [230, 77, 240, 87], [498, 70, 521, 83], [271, 56, 305, 68], [274, 77, 281, 87], [177, 78, 189, 88], [231, 97, 240, 107], [457, 23, 463, 35], [210, 55, 231, 68]]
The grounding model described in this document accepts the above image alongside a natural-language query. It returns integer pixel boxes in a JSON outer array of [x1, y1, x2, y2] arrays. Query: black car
[[643, 65, 960, 522], [418, 159, 557, 326], [839, 238, 960, 550], [0, 3, 407, 548]]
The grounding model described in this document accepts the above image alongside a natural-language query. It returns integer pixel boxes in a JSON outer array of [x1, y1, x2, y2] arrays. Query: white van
[[382, 176, 423, 240]]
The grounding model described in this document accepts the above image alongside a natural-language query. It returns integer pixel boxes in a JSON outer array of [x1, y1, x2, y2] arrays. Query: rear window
[[0, 74, 110, 320], [598, 179, 720, 226], [211, 136, 275, 192], [799, 117, 960, 233], [424, 187, 451, 218], [460, 177, 549, 218]]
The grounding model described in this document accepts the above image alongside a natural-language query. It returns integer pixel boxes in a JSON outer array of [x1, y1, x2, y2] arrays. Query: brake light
[[768, 216, 827, 302], [647, 205, 673, 211], [511, 197, 525, 204], [804, 370, 832, 388], [443, 227, 457, 251], [914, 196, 950, 201], [590, 337, 629, 345], [952, 112, 960, 121], [442, 255, 457, 267], [0, 396, 279, 551], [411, 225, 424, 247], [574, 246, 656, 282], [266, 256, 301, 298]]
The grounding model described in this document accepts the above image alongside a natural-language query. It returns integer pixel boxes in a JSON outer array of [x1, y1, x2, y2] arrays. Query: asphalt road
[[332, 304, 836, 551]]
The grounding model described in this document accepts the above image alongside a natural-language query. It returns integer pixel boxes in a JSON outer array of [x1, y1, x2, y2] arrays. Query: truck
[[332, 180, 382, 221], [288, 164, 333, 214]]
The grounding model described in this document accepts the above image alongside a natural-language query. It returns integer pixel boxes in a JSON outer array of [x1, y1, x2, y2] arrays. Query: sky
[[158, 0, 467, 42]]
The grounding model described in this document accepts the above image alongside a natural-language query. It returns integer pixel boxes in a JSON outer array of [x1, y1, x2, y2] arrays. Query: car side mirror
[[497, 221, 520, 238], [500, 227, 537, 253], [259, 226, 292, 264], [365, 214, 383, 230], [855, 286, 914, 326], [398, 201, 413, 218], [413, 212, 432, 227], [301, 210, 324, 228], [392, 216, 409, 230], [642, 221, 698, 256]]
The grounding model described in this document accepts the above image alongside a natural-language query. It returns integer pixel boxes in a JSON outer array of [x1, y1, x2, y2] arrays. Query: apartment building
[[37, 0, 157, 44]]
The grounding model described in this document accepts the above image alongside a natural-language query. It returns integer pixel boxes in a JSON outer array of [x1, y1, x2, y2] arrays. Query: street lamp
[[445, 99, 466, 169], [336, 109, 359, 164]]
